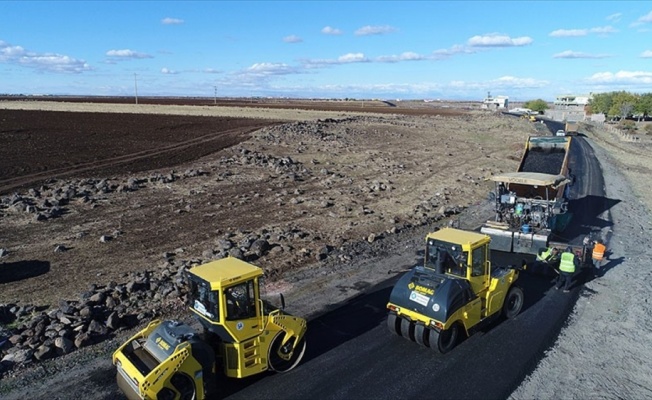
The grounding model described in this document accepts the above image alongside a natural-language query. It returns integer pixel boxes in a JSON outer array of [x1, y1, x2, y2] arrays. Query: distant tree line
[[588, 91, 652, 120]]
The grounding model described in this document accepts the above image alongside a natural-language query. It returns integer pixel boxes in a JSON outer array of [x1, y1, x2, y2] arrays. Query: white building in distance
[[553, 94, 592, 107], [482, 92, 509, 109]]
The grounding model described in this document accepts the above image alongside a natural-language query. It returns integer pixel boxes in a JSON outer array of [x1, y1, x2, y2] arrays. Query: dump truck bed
[[518, 136, 571, 176], [481, 136, 573, 254]]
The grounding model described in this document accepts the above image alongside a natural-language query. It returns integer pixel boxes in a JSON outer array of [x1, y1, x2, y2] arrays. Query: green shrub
[[620, 120, 636, 131]]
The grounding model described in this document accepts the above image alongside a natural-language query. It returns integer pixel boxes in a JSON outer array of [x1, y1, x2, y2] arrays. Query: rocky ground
[[0, 100, 651, 399]]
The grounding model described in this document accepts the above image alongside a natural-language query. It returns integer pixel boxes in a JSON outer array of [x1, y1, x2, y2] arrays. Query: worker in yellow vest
[[528, 247, 560, 276], [592, 239, 607, 276], [555, 246, 579, 293]]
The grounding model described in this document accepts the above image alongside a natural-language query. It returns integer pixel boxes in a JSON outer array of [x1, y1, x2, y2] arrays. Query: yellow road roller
[[113, 257, 307, 400], [387, 228, 524, 353]]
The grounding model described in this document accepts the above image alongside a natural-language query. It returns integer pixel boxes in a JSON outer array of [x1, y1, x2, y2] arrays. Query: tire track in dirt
[[0, 124, 276, 194]]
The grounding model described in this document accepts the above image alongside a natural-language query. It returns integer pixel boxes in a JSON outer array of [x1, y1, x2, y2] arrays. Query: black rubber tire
[[429, 323, 459, 354], [387, 313, 401, 336], [400, 318, 415, 341], [268, 333, 307, 373], [170, 373, 196, 400], [414, 324, 428, 347], [503, 286, 524, 319]]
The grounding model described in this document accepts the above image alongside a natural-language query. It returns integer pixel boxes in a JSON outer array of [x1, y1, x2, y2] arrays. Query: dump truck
[[481, 136, 572, 254], [113, 257, 307, 400], [564, 120, 579, 135], [387, 228, 524, 354]]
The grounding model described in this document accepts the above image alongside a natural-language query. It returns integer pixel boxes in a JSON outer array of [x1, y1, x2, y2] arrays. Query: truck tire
[[387, 313, 401, 336], [503, 286, 524, 319], [414, 324, 427, 347], [429, 323, 459, 354], [400, 318, 415, 341]]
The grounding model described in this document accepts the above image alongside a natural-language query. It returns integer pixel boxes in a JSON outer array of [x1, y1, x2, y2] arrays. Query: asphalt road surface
[[217, 130, 612, 399]]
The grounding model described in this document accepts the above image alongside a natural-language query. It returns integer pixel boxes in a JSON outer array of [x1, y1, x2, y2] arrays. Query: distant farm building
[[553, 94, 591, 107], [547, 93, 593, 122], [482, 92, 509, 110]]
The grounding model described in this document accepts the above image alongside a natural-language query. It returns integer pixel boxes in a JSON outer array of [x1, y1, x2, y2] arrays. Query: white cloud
[[283, 35, 303, 43], [338, 53, 369, 63], [553, 50, 611, 59], [641, 50, 652, 58], [354, 25, 397, 36], [606, 12, 622, 22], [432, 44, 478, 59], [549, 26, 617, 37], [0, 40, 91, 73], [321, 26, 343, 35], [467, 34, 533, 47], [244, 62, 299, 76], [301, 52, 370, 68], [203, 68, 221, 74], [487, 76, 548, 88], [591, 26, 618, 34], [550, 29, 588, 37], [161, 17, 184, 25], [106, 49, 153, 59], [376, 51, 426, 63], [161, 67, 178, 74], [631, 11, 652, 27], [447, 75, 548, 92], [587, 70, 652, 84]]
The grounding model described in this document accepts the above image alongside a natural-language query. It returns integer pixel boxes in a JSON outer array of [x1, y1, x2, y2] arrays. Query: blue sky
[[1, 1, 652, 101]]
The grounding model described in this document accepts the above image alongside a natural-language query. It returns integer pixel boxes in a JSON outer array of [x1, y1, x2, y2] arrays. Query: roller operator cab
[[386, 228, 524, 353], [113, 257, 307, 400]]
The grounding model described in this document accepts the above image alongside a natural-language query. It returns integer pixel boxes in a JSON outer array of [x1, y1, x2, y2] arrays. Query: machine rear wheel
[[268, 333, 307, 373], [387, 313, 401, 336], [503, 286, 524, 319], [429, 323, 459, 354], [414, 324, 428, 347], [400, 318, 415, 341]]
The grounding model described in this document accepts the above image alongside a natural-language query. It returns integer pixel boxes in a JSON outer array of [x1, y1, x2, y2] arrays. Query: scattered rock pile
[[0, 169, 208, 221], [0, 262, 193, 373]]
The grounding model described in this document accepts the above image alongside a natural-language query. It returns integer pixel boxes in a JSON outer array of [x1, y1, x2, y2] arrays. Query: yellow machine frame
[[113, 257, 307, 400]]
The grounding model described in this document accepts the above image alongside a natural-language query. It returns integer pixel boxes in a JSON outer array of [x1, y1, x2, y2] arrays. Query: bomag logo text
[[414, 285, 434, 295], [155, 336, 171, 351]]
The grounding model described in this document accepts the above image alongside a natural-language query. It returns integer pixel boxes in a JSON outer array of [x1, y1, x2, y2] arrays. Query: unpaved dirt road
[[1, 99, 651, 399]]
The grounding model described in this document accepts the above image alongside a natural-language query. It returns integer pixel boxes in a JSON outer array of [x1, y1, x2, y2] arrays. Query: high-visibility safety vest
[[559, 252, 576, 273], [593, 243, 606, 261], [536, 248, 552, 261]]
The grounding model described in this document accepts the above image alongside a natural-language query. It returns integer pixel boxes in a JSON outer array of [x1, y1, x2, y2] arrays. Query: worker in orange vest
[[592, 239, 607, 275]]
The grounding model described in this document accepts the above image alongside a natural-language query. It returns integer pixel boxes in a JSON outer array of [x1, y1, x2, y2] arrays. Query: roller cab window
[[426, 240, 468, 278], [188, 277, 219, 322], [225, 280, 257, 320]]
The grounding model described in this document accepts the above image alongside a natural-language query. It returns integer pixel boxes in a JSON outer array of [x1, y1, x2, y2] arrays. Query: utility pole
[[134, 73, 139, 105], [214, 86, 217, 105]]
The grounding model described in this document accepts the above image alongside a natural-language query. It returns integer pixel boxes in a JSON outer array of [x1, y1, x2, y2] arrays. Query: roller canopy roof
[[490, 172, 569, 187]]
